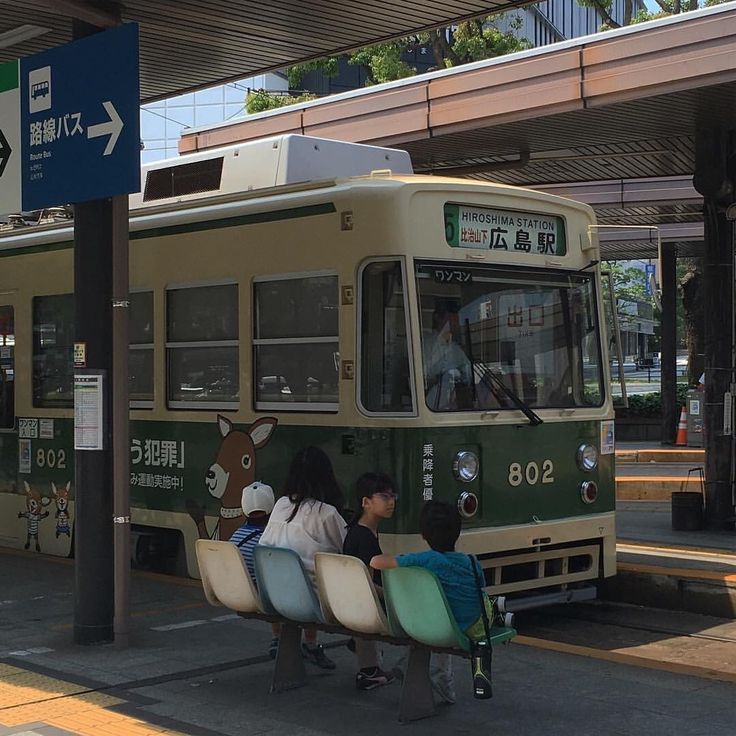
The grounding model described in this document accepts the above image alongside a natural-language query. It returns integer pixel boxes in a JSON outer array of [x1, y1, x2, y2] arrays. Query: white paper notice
[[74, 374, 104, 450]]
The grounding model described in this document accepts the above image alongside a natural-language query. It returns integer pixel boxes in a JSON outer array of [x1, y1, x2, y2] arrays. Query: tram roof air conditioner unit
[[138, 135, 414, 204]]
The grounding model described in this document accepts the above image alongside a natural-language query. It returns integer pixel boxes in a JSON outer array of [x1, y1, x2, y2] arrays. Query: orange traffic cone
[[675, 405, 688, 446]]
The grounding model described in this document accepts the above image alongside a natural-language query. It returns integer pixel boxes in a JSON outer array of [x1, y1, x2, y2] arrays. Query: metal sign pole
[[112, 193, 130, 647]]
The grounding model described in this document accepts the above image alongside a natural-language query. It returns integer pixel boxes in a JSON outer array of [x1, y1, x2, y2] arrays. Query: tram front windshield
[[416, 261, 604, 412]]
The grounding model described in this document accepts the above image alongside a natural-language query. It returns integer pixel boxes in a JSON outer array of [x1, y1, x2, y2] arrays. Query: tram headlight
[[576, 443, 598, 472], [580, 480, 598, 504], [453, 450, 479, 483]]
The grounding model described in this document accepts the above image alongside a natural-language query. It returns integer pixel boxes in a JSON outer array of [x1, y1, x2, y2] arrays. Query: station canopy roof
[[175, 4, 736, 260], [0, 0, 538, 102]]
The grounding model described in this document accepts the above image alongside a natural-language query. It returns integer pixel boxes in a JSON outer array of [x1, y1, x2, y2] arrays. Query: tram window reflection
[[166, 283, 239, 408], [130, 290, 153, 406], [253, 273, 338, 411], [33, 294, 74, 408], [360, 260, 413, 413], [415, 262, 604, 412], [0, 306, 14, 428]]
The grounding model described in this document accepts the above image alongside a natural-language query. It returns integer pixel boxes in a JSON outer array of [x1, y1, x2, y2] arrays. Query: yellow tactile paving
[[0, 663, 191, 736]]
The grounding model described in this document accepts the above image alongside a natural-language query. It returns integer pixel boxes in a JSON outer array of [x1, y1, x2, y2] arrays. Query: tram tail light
[[580, 480, 598, 504], [457, 491, 479, 519]]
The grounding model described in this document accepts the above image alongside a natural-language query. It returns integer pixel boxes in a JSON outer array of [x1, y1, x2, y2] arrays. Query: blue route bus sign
[[19, 23, 140, 210]]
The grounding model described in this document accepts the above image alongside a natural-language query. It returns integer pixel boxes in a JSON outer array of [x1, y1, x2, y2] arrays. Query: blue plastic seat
[[253, 545, 324, 623]]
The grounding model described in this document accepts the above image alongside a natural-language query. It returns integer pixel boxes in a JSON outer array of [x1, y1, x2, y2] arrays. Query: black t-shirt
[[343, 523, 382, 586]]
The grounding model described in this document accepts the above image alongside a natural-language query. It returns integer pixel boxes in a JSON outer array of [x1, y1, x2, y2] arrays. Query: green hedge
[[619, 385, 691, 418]]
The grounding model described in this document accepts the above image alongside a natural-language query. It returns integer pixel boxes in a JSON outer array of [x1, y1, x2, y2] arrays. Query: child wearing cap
[[229, 480, 280, 658], [229, 481, 275, 584]]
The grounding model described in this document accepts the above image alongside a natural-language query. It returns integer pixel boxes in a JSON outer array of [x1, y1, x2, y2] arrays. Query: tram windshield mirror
[[416, 261, 604, 412]]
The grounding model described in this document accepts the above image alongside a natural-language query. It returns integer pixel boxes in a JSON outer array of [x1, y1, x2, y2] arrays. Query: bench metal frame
[[236, 611, 513, 722]]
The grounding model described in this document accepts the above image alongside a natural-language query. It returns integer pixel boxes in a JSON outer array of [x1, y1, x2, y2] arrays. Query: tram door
[[0, 305, 14, 431]]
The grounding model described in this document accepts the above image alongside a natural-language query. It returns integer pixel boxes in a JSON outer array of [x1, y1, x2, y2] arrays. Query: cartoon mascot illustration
[[52, 481, 72, 538], [188, 415, 277, 541], [18, 481, 52, 552]]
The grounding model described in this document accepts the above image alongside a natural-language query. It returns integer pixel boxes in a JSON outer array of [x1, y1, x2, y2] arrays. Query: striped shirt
[[229, 521, 265, 583]]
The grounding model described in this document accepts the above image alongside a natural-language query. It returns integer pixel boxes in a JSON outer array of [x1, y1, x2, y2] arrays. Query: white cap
[[241, 481, 275, 517]]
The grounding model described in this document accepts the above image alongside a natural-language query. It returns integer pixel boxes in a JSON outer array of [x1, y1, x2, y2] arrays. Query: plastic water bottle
[[471, 640, 493, 700]]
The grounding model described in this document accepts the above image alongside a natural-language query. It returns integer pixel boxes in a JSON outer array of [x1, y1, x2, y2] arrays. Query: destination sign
[[444, 203, 566, 256]]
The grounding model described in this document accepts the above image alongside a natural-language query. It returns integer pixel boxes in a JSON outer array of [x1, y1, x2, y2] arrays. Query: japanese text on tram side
[[130, 439, 185, 491], [422, 443, 434, 501]]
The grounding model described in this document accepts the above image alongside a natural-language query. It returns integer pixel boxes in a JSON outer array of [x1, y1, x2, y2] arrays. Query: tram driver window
[[253, 273, 339, 411], [166, 283, 239, 409], [33, 294, 74, 408], [359, 261, 414, 413]]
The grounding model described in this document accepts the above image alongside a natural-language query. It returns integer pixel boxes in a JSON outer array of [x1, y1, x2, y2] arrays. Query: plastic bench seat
[[195, 539, 262, 613], [314, 552, 391, 634], [254, 545, 324, 623], [383, 566, 516, 651]]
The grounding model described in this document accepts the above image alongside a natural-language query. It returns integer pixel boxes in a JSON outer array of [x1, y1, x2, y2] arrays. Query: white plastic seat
[[195, 539, 262, 613], [314, 552, 390, 634]]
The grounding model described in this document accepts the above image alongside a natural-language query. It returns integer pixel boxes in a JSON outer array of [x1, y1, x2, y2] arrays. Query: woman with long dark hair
[[259, 446, 346, 669]]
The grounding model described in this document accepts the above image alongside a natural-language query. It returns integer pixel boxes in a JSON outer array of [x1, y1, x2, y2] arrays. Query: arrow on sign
[[0, 128, 11, 178], [87, 100, 124, 156]]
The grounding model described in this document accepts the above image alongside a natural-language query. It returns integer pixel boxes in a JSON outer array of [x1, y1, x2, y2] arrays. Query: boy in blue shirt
[[370, 499, 488, 702], [370, 499, 485, 632]]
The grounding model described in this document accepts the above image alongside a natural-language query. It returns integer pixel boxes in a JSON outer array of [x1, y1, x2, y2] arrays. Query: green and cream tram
[[0, 135, 615, 604]]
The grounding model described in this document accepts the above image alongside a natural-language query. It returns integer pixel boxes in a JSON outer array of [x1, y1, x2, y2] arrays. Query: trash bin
[[686, 389, 704, 447]]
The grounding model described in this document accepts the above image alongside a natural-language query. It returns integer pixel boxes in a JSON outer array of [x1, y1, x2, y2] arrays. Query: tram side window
[[130, 291, 154, 407], [253, 274, 339, 411], [166, 283, 239, 409], [33, 294, 74, 408], [360, 261, 414, 413], [0, 306, 14, 428]]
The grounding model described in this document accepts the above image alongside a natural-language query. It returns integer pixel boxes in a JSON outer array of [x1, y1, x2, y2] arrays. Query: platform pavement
[[1, 546, 736, 736]]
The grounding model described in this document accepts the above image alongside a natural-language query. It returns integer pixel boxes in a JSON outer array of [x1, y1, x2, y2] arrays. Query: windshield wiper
[[463, 318, 543, 426], [474, 364, 544, 426]]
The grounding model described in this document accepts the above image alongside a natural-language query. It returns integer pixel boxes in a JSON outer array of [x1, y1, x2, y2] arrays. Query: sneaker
[[301, 643, 336, 670], [356, 667, 395, 691], [268, 637, 279, 659]]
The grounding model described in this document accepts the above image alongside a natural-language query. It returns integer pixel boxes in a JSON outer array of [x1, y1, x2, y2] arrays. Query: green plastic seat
[[383, 566, 516, 652]]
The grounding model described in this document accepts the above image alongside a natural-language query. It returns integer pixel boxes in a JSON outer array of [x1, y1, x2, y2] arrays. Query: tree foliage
[[276, 15, 530, 92], [246, 89, 318, 115], [604, 261, 649, 303]]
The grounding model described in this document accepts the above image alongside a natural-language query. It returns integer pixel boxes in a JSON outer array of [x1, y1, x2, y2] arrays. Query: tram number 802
[[508, 460, 554, 487], [36, 448, 67, 469]]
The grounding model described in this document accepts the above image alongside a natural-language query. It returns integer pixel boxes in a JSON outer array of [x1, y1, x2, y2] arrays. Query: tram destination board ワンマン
[[0, 23, 140, 215]]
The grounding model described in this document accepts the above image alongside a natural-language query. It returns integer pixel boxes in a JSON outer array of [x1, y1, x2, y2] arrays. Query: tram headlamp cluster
[[453, 450, 479, 482], [576, 443, 598, 472]]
